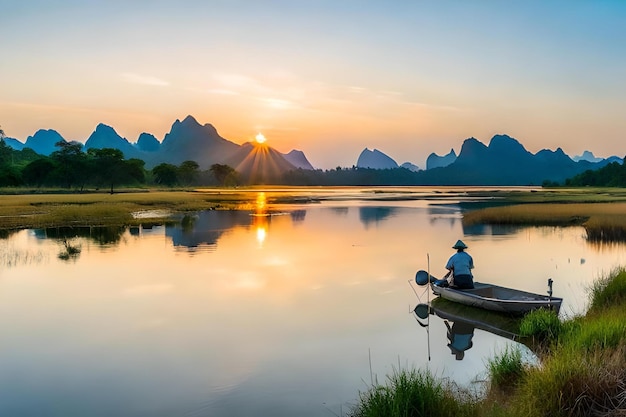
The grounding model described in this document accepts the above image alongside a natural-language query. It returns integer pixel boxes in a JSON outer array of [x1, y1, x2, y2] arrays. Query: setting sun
[[255, 133, 267, 144]]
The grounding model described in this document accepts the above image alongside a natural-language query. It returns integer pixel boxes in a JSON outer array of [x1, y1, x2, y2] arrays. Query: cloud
[[121, 73, 170, 87], [207, 88, 240, 96]]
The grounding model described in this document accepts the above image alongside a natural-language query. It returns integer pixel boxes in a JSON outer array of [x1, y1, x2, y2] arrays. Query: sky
[[1, 1, 625, 169]]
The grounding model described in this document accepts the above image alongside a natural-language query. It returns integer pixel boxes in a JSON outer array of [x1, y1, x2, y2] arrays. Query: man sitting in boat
[[444, 240, 474, 289]]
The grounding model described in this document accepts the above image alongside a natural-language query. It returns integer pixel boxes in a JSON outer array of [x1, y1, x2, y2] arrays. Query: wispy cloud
[[207, 88, 240, 96], [121, 72, 170, 87]]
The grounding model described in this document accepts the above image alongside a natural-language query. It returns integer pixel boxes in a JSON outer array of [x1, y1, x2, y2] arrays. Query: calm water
[[1, 188, 625, 416]]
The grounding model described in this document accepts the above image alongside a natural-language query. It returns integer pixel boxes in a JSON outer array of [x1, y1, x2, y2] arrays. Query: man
[[444, 240, 474, 289]]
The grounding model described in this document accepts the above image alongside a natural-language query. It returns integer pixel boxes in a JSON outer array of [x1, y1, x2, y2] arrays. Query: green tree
[[178, 160, 200, 185], [87, 148, 140, 193], [152, 163, 178, 186], [0, 129, 22, 186], [210, 163, 238, 186], [22, 158, 56, 187], [0, 138, 13, 166], [50, 141, 88, 189], [126, 158, 146, 184]]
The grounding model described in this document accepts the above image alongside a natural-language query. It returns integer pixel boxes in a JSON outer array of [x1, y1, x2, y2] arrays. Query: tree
[[178, 160, 200, 185], [152, 163, 179, 186], [0, 138, 13, 166], [50, 141, 88, 189], [87, 148, 136, 193], [210, 163, 238, 186], [126, 158, 146, 184], [22, 158, 56, 186]]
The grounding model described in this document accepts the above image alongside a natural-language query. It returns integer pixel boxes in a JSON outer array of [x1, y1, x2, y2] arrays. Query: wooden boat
[[415, 270, 562, 315]]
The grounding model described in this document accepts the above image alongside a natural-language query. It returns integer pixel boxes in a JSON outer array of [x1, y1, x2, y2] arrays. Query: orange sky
[[1, 2, 625, 169]]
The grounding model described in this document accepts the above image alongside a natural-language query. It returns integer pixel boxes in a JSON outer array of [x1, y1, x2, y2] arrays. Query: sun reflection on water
[[254, 192, 268, 246]]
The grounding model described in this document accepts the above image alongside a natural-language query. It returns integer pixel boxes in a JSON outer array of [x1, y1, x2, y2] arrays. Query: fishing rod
[[426, 253, 431, 361]]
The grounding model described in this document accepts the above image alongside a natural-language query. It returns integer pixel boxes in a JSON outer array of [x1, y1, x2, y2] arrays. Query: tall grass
[[510, 344, 626, 417], [588, 268, 626, 312], [349, 368, 476, 417], [486, 346, 525, 394], [519, 308, 563, 341]]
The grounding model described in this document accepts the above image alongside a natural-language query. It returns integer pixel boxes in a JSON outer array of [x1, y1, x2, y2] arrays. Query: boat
[[415, 270, 562, 315]]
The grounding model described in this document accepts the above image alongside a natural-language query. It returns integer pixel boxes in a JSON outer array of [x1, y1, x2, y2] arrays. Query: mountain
[[573, 150, 622, 164], [400, 162, 420, 172], [416, 134, 614, 185], [573, 150, 603, 163], [223, 142, 297, 183], [426, 148, 457, 169], [282, 149, 314, 170], [84, 124, 140, 159], [356, 148, 398, 169], [24, 129, 66, 155], [149, 115, 241, 167], [136, 133, 160, 152], [2, 137, 25, 151], [1, 116, 313, 181]]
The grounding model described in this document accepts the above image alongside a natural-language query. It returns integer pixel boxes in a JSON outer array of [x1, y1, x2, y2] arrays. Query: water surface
[[0, 188, 624, 416]]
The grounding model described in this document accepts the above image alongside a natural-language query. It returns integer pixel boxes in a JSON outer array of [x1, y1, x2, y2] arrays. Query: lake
[[1, 188, 624, 416]]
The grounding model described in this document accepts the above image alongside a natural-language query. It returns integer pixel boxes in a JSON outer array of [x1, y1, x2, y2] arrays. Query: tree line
[[0, 137, 239, 191], [563, 157, 626, 187]]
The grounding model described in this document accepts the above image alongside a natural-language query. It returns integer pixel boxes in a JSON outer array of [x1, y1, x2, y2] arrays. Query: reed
[[486, 346, 525, 393], [462, 202, 626, 243], [588, 267, 626, 312], [510, 344, 626, 417], [519, 308, 563, 341], [349, 367, 476, 417]]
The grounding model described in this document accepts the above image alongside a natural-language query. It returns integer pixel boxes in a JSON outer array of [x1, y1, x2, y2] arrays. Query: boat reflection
[[414, 298, 523, 361]]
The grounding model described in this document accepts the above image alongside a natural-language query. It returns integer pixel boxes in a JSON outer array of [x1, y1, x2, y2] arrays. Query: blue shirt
[[445, 251, 474, 277]]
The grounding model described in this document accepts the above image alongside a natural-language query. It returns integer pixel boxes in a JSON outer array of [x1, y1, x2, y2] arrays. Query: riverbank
[[350, 268, 626, 417]]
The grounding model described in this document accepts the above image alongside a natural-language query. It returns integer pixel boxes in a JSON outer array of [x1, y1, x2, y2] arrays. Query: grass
[[462, 202, 626, 243], [353, 269, 626, 417], [519, 308, 563, 342], [349, 368, 477, 417], [588, 267, 626, 312], [0, 190, 252, 229], [487, 346, 525, 393]]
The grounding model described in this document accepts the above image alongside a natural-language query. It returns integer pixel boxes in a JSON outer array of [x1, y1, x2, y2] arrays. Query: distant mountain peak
[[181, 115, 199, 125], [24, 129, 66, 156], [426, 148, 457, 170], [356, 148, 398, 169], [95, 123, 117, 134], [283, 149, 315, 170], [573, 150, 603, 163]]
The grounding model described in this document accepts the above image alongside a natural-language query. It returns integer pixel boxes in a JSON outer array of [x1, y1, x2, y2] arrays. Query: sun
[[255, 133, 267, 144]]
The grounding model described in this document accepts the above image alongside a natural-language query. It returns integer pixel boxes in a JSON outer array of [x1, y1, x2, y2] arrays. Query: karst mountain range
[[4, 115, 622, 185]]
